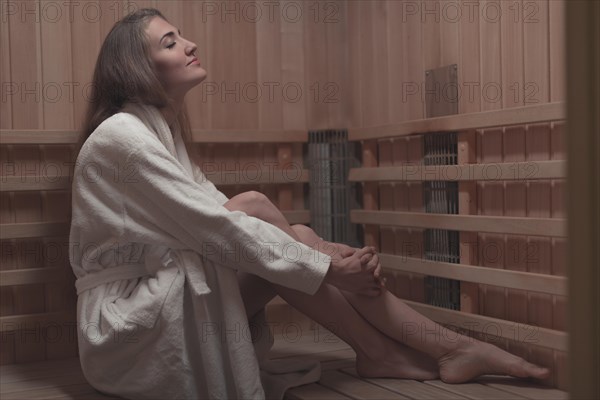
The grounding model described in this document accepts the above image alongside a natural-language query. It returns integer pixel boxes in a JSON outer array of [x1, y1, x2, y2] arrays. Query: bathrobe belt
[[75, 249, 212, 297]]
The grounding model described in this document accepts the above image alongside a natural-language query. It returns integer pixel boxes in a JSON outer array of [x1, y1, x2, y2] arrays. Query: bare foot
[[438, 338, 551, 383], [356, 338, 440, 380]]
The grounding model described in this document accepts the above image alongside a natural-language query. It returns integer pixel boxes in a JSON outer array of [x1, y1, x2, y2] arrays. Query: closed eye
[[167, 42, 176, 49]]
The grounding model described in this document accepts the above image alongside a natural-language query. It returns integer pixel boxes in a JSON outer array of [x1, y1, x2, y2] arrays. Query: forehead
[[145, 17, 176, 41]]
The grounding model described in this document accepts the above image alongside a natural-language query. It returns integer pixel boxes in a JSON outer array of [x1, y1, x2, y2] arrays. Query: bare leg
[[237, 270, 439, 380], [293, 225, 550, 383], [224, 191, 302, 242], [224, 191, 349, 262], [230, 192, 549, 382]]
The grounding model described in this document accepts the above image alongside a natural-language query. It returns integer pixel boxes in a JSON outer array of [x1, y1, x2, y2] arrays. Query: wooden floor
[[1, 329, 569, 400]]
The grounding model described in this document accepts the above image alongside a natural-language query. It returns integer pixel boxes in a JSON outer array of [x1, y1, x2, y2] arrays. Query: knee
[[291, 224, 310, 235], [235, 191, 270, 217], [246, 190, 269, 204], [291, 224, 319, 243]]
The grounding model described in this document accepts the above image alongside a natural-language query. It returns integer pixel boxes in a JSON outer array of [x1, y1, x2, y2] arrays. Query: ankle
[[351, 335, 385, 365], [434, 331, 475, 360]]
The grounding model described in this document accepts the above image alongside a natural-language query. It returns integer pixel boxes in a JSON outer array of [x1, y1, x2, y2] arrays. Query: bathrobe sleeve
[[191, 162, 230, 206], [115, 133, 330, 296]]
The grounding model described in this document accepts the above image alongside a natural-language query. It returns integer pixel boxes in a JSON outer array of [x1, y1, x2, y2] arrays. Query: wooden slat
[[348, 160, 565, 182], [0, 268, 72, 287], [1, 171, 309, 191], [0, 222, 70, 240], [1, 369, 88, 395], [424, 380, 528, 400], [403, 300, 567, 351], [361, 140, 380, 248], [476, 376, 568, 400], [379, 254, 567, 296], [351, 211, 566, 237], [389, 139, 411, 302], [0, 311, 74, 333], [499, 0, 531, 373], [277, 144, 294, 214], [0, 131, 78, 144], [458, 130, 479, 314], [14, 194, 299, 232], [348, 103, 565, 141], [1, 180, 305, 234], [193, 129, 307, 143], [209, 169, 309, 186], [342, 367, 466, 400], [1, 175, 71, 192], [286, 383, 353, 400], [319, 370, 411, 400], [1, 383, 117, 400], [0, 129, 307, 145], [0, 357, 82, 383]]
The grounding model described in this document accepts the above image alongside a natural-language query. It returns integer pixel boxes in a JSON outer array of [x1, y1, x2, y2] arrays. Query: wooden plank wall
[[343, 0, 567, 390], [0, 0, 346, 365]]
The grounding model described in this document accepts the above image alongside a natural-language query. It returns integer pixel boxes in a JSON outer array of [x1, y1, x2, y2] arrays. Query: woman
[[70, 7, 550, 400]]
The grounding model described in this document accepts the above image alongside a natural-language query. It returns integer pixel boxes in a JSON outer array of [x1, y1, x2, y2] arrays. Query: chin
[[194, 69, 208, 82]]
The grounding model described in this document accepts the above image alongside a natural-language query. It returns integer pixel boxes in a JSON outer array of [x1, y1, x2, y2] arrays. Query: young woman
[[71, 7, 550, 400]]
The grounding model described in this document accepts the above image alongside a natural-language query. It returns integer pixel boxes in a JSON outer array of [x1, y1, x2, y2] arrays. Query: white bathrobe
[[69, 102, 332, 400]]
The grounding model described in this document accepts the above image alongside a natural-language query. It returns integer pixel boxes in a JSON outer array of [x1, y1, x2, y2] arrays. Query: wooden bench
[[1, 328, 568, 400]]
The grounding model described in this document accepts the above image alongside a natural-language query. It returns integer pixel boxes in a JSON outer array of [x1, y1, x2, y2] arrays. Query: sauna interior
[[1, 0, 598, 399]]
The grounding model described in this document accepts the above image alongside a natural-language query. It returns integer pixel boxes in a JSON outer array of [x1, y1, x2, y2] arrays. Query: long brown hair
[[77, 8, 194, 161]]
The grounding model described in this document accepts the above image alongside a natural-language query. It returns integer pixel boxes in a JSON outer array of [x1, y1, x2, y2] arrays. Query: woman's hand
[[344, 246, 386, 289], [324, 246, 384, 297]]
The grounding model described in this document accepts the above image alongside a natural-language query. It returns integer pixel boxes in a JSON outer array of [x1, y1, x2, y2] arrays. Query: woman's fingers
[[373, 258, 380, 274], [366, 252, 378, 269], [360, 253, 374, 264], [361, 252, 383, 286], [354, 246, 374, 260]]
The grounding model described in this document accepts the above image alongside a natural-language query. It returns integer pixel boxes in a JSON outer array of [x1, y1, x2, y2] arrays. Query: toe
[[533, 365, 551, 379], [511, 359, 550, 379]]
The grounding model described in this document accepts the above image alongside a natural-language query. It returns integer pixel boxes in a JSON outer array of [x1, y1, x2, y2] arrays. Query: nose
[[187, 41, 198, 57]]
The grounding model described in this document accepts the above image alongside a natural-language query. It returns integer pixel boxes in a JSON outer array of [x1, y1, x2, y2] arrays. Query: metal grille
[[307, 130, 361, 247], [423, 132, 461, 310]]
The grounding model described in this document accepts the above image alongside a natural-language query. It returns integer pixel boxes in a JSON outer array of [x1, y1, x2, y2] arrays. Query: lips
[[187, 57, 198, 66]]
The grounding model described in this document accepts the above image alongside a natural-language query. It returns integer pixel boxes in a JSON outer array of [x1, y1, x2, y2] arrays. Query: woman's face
[[145, 16, 207, 99]]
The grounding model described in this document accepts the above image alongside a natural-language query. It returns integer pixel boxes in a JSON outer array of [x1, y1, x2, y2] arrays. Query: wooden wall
[[341, 0, 567, 390], [0, 0, 346, 132], [0, 0, 347, 203], [342, 0, 565, 125]]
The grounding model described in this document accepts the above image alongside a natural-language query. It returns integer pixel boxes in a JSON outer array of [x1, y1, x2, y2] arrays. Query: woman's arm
[[118, 144, 329, 295], [191, 161, 230, 205], [223, 191, 385, 293]]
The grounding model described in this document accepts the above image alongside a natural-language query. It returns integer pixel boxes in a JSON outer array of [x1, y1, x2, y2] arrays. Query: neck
[[160, 97, 183, 129]]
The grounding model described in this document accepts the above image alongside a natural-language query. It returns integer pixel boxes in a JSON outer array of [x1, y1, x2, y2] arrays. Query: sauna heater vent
[[423, 132, 461, 310], [307, 130, 361, 249]]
